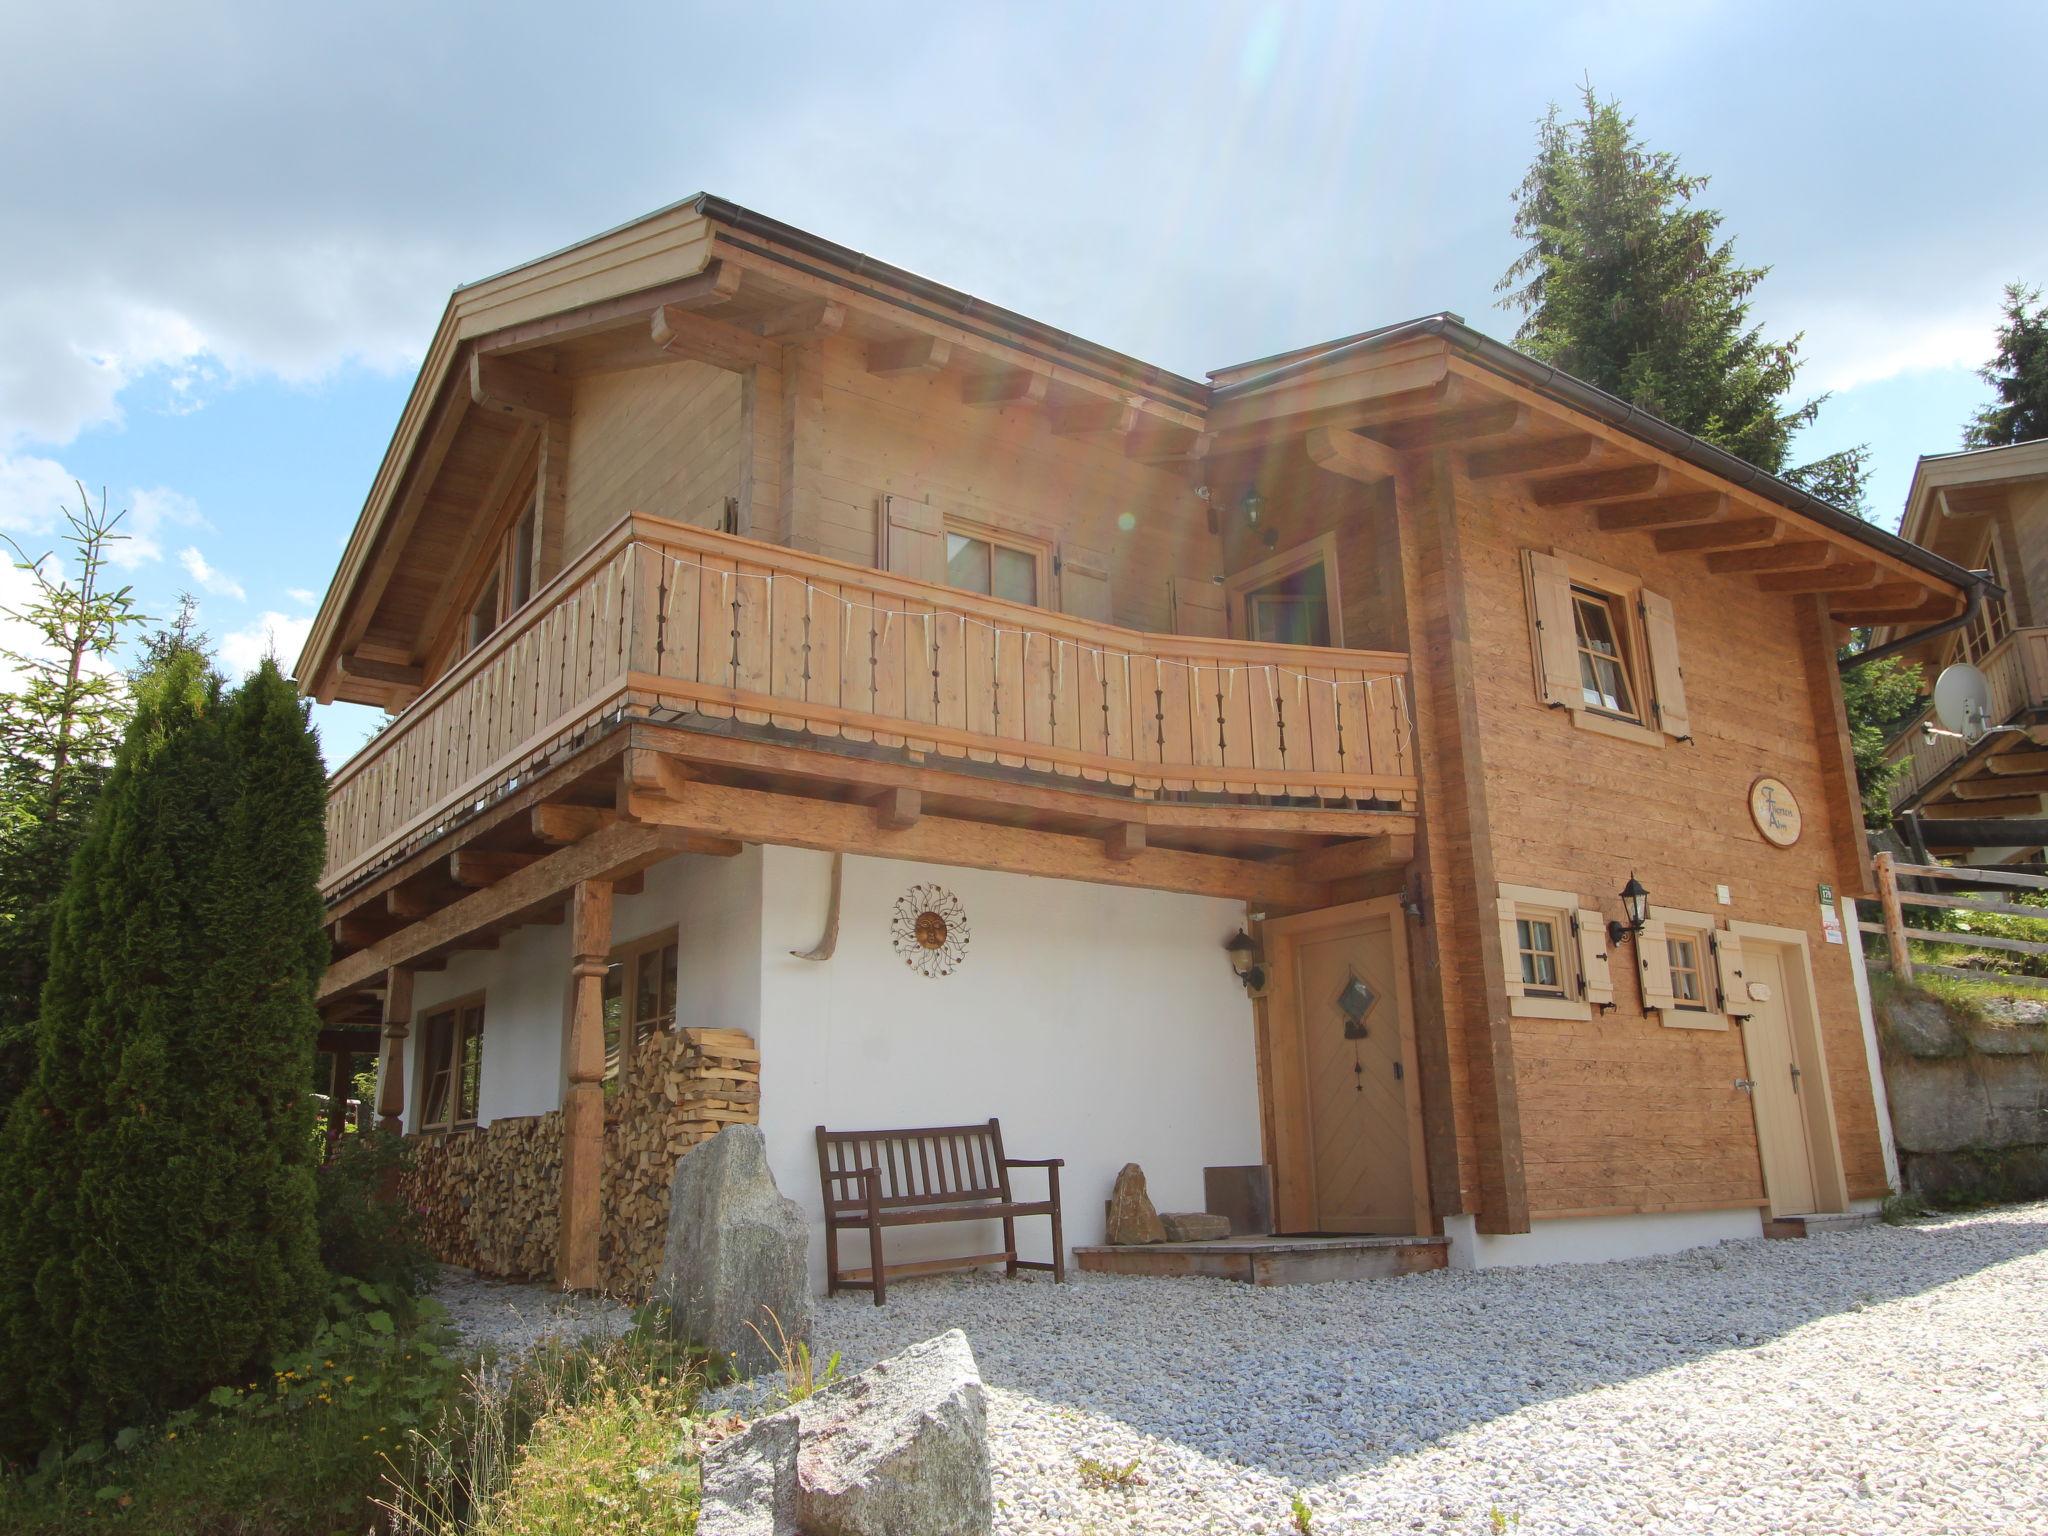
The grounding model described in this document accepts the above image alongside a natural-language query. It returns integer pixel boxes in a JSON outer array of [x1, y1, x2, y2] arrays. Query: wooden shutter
[[1640, 587, 1692, 741], [1714, 929, 1755, 1018], [882, 495, 945, 584], [1170, 575, 1229, 637], [1576, 909, 1614, 1008], [1523, 549, 1577, 708], [1637, 918, 1676, 1013], [1497, 897, 1527, 1000], [1059, 542, 1113, 622]]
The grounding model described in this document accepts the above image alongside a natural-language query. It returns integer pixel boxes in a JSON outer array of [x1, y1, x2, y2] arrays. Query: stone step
[[1763, 1210, 1881, 1240], [1074, 1234, 1448, 1286]]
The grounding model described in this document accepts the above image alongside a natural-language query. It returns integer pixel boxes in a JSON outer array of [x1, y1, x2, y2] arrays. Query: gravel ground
[[806, 1204, 2048, 1536], [433, 1265, 633, 1362]]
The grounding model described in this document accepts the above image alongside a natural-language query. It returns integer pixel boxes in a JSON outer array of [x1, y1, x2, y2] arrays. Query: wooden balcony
[[1883, 626, 2048, 817], [322, 515, 1418, 895]]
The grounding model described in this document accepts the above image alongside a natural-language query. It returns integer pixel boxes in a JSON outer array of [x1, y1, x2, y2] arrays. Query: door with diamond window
[[1262, 898, 1428, 1235]]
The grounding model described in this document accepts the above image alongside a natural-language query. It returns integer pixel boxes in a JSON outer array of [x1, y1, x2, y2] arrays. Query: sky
[[1, 0, 2041, 766]]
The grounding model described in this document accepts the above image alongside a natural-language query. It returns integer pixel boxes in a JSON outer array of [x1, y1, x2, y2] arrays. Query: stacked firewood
[[404, 1111, 563, 1280], [600, 1026, 761, 1296]]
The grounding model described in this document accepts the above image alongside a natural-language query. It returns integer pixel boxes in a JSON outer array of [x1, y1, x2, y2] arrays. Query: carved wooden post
[[559, 879, 613, 1291], [1874, 850, 1914, 983], [377, 967, 415, 1134]]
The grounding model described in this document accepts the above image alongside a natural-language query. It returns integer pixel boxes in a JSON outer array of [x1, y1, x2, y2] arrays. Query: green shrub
[[317, 1131, 438, 1300]]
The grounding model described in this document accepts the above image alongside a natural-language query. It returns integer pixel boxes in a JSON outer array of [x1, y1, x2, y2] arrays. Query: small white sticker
[[1821, 904, 1845, 945]]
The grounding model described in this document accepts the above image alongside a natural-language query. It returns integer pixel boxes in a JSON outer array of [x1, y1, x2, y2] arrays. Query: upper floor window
[[466, 493, 541, 655], [1523, 548, 1692, 748], [418, 996, 484, 1132], [1227, 534, 1342, 648], [1571, 584, 1640, 721], [1958, 535, 2014, 665], [601, 928, 679, 1088], [945, 525, 1041, 605]]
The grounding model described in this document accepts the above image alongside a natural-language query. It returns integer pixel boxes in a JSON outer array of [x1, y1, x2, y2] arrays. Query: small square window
[[944, 526, 1040, 605], [1517, 917, 1563, 996], [1669, 934, 1706, 1008]]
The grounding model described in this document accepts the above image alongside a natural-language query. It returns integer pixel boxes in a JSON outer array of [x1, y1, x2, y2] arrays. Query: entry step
[[1763, 1210, 1881, 1240]]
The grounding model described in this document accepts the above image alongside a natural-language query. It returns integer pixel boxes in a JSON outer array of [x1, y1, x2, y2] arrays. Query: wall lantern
[[1607, 874, 1651, 949], [1224, 929, 1266, 992], [1240, 489, 1279, 548]]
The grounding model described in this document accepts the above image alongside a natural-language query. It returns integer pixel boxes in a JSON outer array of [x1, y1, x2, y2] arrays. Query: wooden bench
[[816, 1119, 1065, 1305]]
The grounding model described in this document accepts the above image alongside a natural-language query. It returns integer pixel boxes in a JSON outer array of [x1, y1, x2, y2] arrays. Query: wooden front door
[[1263, 899, 1428, 1235], [1739, 943, 1820, 1217]]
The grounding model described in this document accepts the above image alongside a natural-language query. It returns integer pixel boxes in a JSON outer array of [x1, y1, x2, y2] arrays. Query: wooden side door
[[1263, 899, 1429, 1235], [1738, 943, 1820, 1217]]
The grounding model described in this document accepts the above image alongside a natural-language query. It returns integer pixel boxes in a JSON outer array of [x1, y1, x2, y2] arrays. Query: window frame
[[1955, 529, 2015, 667], [1524, 548, 1677, 749], [1641, 905, 1731, 1031], [940, 515, 1051, 608], [415, 992, 486, 1133], [599, 926, 680, 1089], [1224, 532, 1346, 649], [1497, 882, 1608, 1021]]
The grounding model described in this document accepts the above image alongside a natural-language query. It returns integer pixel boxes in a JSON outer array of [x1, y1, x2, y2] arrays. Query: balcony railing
[[322, 515, 1417, 889], [1883, 625, 2048, 813]]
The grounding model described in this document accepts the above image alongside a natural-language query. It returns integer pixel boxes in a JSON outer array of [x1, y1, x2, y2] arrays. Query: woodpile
[[403, 1110, 563, 1280], [405, 1026, 760, 1294], [601, 1026, 761, 1296]]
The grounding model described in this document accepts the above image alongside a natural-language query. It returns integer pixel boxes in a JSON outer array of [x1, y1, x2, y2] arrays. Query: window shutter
[[1059, 542, 1113, 622], [1639, 587, 1692, 741], [882, 495, 945, 584], [1496, 897, 1527, 999], [1170, 575, 1230, 637], [1523, 549, 1578, 708], [1575, 909, 1614, 1008], [1637, 918, 1676, 1013], [1714, 930, 1754, 1018]]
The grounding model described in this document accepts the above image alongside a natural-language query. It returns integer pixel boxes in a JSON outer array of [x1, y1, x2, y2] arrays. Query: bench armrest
[[1003, 1157, 1065, 1169]]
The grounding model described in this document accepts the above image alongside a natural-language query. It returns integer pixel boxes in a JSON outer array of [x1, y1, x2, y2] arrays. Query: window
[[600, 928, 679, 1089], [1958, 535, 2014, 665], [1228, 534, 1343, 648], [1639, 907, 1729, 1029], [1571, 586, 1639, 720], [418, 997, 485, 1132], [462, 485, 544, 656], [1496, 883, 1611, 1021], [1523, 548, 1691, 747], [945, 526, 1040, 605]]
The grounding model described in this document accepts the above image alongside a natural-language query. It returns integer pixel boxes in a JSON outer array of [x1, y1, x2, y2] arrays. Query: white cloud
[[220, 610, 313, 680], [287, 587, 319, 606], [177, 544, 245, 601]]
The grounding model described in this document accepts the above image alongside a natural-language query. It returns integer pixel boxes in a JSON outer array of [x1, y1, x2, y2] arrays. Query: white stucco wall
[[1441, 1206, 1765, 1269], [751, 847, 1264, 1293]]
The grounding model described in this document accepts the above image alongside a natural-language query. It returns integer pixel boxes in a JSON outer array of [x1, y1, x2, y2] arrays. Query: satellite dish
[[1933, 663, 1994, 741]]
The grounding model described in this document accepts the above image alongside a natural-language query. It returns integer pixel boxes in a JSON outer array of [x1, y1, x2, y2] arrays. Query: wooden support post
[[376, 967, 414, 1134], [1874, 851, 1913, 983], [325, 1045, 351, 1154], [558, 879, 614, 1291]]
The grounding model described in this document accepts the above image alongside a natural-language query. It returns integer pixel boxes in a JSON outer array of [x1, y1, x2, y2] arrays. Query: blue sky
[[2, 1, 2041, 766]]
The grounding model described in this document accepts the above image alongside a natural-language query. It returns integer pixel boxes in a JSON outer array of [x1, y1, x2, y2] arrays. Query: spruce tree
[[1964, 281, 2048, 449], [0, 657, 329, 1453], [1498, 85, 1860, 502]]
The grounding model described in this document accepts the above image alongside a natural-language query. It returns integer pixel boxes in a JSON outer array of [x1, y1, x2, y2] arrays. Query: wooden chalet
[[301, 195, 1980, 1291]]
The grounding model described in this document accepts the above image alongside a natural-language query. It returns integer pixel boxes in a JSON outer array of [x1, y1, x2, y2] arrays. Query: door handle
[[1789, 1064, 1803, 1091], [1733, 1078, 1755, 1093]]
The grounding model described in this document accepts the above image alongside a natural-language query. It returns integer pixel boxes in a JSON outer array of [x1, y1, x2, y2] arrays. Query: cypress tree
[[0, 656, 329, 1454]]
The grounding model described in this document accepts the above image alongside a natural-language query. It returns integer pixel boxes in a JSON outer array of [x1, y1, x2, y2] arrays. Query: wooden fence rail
[[322, 514, 1419, 890], [1860, 850, 2048, 990]]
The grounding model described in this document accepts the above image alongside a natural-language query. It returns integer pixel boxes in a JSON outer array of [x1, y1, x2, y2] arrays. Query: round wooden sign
[[1748, 776, 1802, 847]]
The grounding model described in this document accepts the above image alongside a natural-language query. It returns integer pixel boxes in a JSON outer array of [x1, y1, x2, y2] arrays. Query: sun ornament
[[891, 884, 970, 978]]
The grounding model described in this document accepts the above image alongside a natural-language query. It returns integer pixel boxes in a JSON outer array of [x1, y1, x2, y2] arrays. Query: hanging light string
[[629, 545, 1413, 722]]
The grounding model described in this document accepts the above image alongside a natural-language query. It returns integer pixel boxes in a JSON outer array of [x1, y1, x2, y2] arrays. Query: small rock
[[1104, 1163, 1167, 1245], [656, 1123, 811, 1378], [1160, 1211, 1231, 1242], [699, 1329, 992, 1536]]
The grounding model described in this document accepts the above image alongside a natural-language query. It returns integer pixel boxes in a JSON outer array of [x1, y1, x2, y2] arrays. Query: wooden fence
[[1861, 849, 2048, 990]]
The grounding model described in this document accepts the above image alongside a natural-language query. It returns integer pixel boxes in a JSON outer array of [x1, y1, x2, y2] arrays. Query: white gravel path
[[807, 1203, 2048, 1536], [432, 1265, 633, 1361]]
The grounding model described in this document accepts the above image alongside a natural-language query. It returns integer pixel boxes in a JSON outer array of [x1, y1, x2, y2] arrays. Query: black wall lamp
[[1606, 874, 1651, 949], [1224, 929, 1266, 992]]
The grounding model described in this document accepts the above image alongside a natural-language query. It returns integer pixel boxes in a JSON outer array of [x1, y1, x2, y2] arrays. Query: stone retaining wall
[[1877, 986, 2048, 1205]]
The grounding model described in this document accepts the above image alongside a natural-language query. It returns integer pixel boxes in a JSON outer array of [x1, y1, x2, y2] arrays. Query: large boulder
[[656, 1123, 811, 1378], [698, 1329, 992, 1536], [1104, 1161, 1166, 1245]]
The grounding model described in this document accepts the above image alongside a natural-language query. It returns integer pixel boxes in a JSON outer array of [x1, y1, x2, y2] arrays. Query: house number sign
[[1748, 776, 1802, 848]]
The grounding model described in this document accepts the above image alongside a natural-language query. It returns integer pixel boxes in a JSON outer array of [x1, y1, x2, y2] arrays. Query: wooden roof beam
[[1653, 516, 1781, 553], [1529, 464, 1669, 506], [1596, 492, 1729, 533], [533, 803, 619, 846], [1833, 594, 1958, 626], [338, 652, 424, 689], [757, 298, 845, 340], [1464, 434, 1594, 481], [470, 354, 569, 422], [961, 367, 1048, 408], [1049, 399, 1139, 441], [1126, 425, 1212, 465], [1830, 581, 1933, 616], [1984, 751, 2048, 776], [1305, 425, 1402, 484], [449, 849, 541, 888], [649, 304, 779, 372], [1366, 402, 1528, 451], [1757, 561, 1880, 594], [1920, 797, 2043, 820], [867, 335, 953, 377], [1705, 539, 1833, 574], [1953, 774, 2048, 799]]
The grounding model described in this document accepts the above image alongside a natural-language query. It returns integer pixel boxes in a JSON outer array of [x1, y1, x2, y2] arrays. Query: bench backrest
[[816, 1118, 1011, 1213]]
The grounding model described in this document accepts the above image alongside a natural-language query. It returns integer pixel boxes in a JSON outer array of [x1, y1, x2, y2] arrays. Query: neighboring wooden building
[[300, 196, 1980, 1289], [1874, 439, 2048, 859]]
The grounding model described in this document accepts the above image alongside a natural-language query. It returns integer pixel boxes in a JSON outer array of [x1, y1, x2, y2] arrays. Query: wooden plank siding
[[1448, 467, 1889, 1214], [564, 363, 744, 559], [322, 515, 1418, 890]]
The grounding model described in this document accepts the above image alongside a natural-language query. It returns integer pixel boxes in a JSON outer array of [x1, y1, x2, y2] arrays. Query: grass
[[1076, 1455, 1145, 1492]]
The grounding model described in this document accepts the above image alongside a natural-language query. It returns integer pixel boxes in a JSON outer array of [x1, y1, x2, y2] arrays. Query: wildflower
[[166, 1431, 177, 1441]]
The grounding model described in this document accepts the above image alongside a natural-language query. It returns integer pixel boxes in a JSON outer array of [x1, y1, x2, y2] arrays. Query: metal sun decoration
[[891, 883, 970, 978]]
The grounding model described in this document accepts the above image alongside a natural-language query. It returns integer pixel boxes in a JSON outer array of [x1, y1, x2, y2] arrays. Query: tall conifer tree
[[1964, 281, 2048, 449]]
